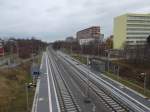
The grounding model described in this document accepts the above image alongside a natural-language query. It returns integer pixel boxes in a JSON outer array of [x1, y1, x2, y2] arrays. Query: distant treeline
[[2, 38, 48, 59]]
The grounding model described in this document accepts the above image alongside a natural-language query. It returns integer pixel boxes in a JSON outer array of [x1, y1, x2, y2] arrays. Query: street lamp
[[25, 83, 29, 112], [70, 44, 73, 55], [117, 66, 120, 80], [9, 39, 19, 58], [105, 49, 111, 72], [97, 42, 99, 56], [141, 72, 147, 94], [84, 78, 91, 104], [0, 39, 5, 58], [80, 45, 84, 63], [25, 83, 36, 112]]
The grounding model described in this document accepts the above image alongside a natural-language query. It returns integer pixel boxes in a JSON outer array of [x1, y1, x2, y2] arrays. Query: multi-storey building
[[113, 13, 150, 49], [77, 26, 100, 45], [65, 36, 76, 43]]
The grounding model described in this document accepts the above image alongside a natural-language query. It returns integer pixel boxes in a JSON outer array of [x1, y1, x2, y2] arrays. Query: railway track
[[59, 54, 135, 112], [48, 51, 81, 112]]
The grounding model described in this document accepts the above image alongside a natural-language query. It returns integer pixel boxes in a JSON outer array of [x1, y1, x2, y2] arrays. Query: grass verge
[[69, 53, 150, 98], [72, 54, 87, 64], [67, 51, 150, 98], [0, 60, 36, 112], [104, 72, 150, 98]]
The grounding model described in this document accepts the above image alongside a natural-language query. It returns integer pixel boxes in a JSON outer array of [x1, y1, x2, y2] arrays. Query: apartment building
[[113, 13, 150, 49], [65, 36, 76, 43], [77, 26, 100, 45]]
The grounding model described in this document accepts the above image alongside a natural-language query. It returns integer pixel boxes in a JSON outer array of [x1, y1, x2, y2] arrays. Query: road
[[32, 47, 150, 112]]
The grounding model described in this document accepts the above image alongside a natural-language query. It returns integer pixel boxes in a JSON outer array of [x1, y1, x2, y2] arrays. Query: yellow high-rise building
[[113, 13, 150, 49]]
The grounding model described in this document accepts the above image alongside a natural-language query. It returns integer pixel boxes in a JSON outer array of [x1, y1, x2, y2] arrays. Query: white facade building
[[79, 38, 95, 45], [114, 13, 150, 49], [77, 26, 101, 45], [126, 14, 150, 45]]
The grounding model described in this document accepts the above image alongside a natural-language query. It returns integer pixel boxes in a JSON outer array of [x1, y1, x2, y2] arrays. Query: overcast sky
[[0, 0, 150, 42]]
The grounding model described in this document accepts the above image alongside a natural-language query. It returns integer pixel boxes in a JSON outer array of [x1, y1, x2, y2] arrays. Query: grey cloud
[[46, 6, 62, 13], [0, 0, 150, 42]]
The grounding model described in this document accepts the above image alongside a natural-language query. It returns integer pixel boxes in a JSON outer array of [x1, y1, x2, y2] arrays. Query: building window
[[127, 32, 150, 35], [127, 24, 150, 27], [127, 20, 150, 23], [126, 41, 134, 43], [127, 28, 150, 31], [128, 16, 150, 20], [136, 41, 146, 44], [127, 37, 146, 39]]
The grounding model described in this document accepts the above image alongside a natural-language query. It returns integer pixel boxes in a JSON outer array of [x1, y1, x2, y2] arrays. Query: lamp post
[[98, 43, 99, 57], [141, 72, 147, 94], [117, 66, 120, 80], [13, 41, 19, 58], [9, 39, 19, 58], [107, 52, 110, 72], [0, 39, 5, 58], [84, 77, 91, 104], [70, 44, 73, 55], [25, 83, 29, 112], [81, 45, 84, 62], [25, 83, 36, 112], [105, 50, 111, 72]]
